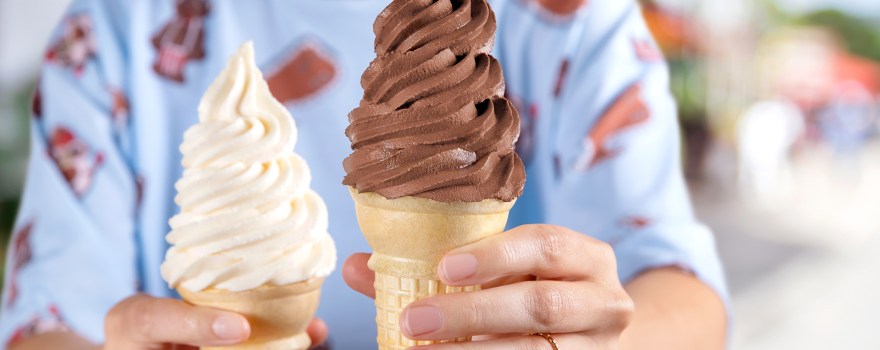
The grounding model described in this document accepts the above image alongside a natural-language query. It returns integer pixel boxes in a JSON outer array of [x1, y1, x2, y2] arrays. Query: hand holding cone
[[343, 1, 526, 348]]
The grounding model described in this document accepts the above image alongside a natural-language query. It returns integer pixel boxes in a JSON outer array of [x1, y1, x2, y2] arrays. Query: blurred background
[[0, 0, 878, 348]]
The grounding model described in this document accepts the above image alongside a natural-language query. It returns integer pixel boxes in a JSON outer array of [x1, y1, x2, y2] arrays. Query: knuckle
[[118, 297, 158, 341], [593, 240, 615, 264], [531, 225, 567, 268], [105, 301, 125, 335], [591, 240, 618, 275], [106, 295, 158, 341], [105, 295, 141, 332], [499, 234, 520, 267], [465, 295, 487, 331], [603, 290, 635, 332], [526, 283, 571, 329]]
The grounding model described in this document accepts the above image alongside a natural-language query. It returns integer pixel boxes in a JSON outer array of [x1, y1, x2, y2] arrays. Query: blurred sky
[[0, 0, 71, 89]]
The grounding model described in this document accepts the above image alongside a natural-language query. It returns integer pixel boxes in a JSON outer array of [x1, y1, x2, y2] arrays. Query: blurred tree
[[668, 59, 708, 123], [639, 0, 711, 178], [797, 9, 880, 61]]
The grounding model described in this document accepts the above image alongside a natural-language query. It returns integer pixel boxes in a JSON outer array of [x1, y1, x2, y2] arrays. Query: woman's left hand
[[344, 224, 635, 349]]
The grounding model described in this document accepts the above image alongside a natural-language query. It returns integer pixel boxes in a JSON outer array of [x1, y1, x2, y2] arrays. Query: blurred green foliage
[[0, 199, 18, 242], [668, 58, 707, 123], [0, 81, 35, 286], [797, 9, 880, 61], [763, 0, 880, 61]]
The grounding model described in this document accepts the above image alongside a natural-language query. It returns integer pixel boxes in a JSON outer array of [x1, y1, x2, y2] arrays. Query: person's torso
[[121, 1, 592, 347]]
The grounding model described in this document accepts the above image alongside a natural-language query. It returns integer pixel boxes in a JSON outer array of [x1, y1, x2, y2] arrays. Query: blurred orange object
[[833, 53, 880, 94], [641, 2, 697, 57]]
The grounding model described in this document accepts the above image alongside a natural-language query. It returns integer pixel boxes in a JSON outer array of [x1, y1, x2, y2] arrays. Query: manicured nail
[[402, 305, 443, 337], [440, 254, 478, 282], [213, 314, 248, 340]]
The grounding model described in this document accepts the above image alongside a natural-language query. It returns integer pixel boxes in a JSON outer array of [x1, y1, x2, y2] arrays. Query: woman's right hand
[[103, 294, 252, 350]]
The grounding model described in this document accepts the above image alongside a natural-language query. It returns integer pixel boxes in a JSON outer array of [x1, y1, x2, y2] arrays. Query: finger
[[408, 332, 596, 350], [343, 253, 376, 299], [481, 275, 534, 289], [105, 294, 250, 347], [307, 318, 329, 346], [400, 281, 633, 340], [439, 224, 617, 286]]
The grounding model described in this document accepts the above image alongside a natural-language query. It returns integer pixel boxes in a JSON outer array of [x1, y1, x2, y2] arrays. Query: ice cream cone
[[349, 187, 515, 350], [177, 277, 324, 350]]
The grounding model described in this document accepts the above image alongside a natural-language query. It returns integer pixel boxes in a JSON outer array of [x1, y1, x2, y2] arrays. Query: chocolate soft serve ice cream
[[343, 0, 525, 202], [345, 1, 525, 348]]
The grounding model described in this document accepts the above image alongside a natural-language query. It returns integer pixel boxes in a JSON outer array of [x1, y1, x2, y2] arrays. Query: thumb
[[342, 253, 376, 299], [105, 294, 250, 348]]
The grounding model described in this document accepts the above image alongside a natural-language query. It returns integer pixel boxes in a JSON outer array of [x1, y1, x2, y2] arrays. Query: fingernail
[[440, 254, 478, 283], [213, 314, 248, 340], [401, 305, 443, 337]]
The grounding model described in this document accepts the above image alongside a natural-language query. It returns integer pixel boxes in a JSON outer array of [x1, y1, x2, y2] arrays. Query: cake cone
[[350, 188, 515, 350], [177, 278, 325, 350]]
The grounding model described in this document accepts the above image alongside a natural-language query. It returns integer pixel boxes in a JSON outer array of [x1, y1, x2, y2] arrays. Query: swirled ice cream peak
[[161, 42, 336, 292], [342, 0, 525, 202], [183, 41, 296, 169]]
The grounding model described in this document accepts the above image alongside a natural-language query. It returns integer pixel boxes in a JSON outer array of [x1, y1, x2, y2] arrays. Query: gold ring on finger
[[531, 332, 560, 350]]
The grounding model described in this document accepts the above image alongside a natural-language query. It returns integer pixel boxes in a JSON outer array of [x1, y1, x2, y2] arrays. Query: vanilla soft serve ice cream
[[161, 42, 336, 293]]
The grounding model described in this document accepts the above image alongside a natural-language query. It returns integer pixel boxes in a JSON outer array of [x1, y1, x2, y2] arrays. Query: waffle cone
[[177, 278, 324, 350], [349, 188, 515, 350]]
